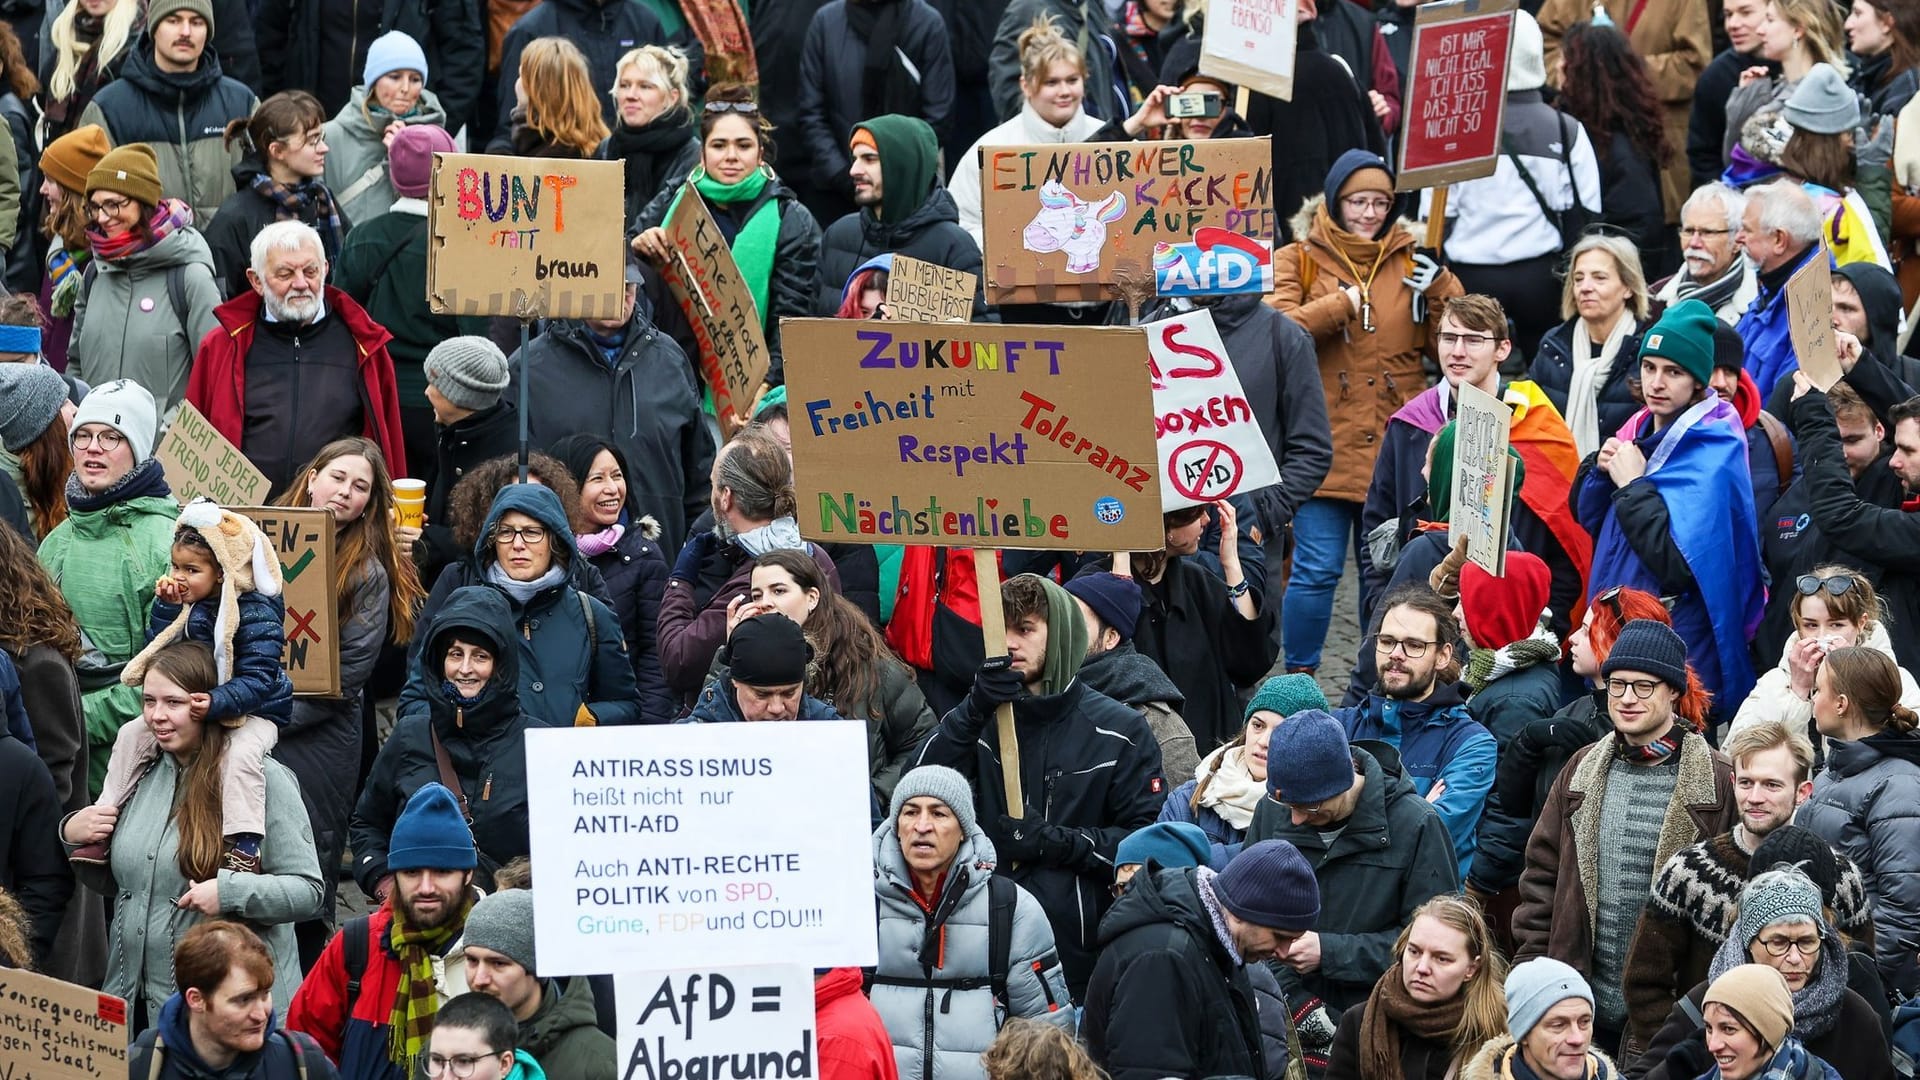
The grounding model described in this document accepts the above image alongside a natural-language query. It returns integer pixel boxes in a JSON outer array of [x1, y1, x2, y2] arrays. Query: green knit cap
[[1245, 674, 1329, 721], [1639, 298, 1718, 388]]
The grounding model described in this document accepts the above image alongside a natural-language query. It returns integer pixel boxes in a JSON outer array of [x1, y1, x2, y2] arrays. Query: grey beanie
[[0, 364, 68, 452], [1505, 957, 1593, 1038], [424, 336, 510, 411], [1783, 63, 1860, 135], [1730, 868, 1825, 949], [69, 379, 158, 462], [463, 888, 536, 975], [888, 765, 977, 836]]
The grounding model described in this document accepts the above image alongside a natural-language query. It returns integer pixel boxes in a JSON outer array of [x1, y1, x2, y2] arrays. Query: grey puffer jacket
[[67, 225, 222, 419], [321, 87, 451, 226], [1800, 732, 1920, 989], [871, 817, 1074, 1080]]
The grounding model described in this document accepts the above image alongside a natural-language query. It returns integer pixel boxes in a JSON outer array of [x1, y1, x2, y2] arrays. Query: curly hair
[[1558, 22, 1670, 167], [445, 452, 585, 553], [981, 1019, 1106, 1080], [0, 886, 32, 969], [0, 521, 83, 662]]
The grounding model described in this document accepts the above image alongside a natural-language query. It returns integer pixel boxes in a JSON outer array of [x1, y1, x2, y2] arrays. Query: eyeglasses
[[1796, 574, 1857, 597], [1754, 933, 1821, 958], [1374, 634, 1433, 658], [491, 524, 549, 546], [1606, 677, 1662, 699], [70, 429, 126, 451], [1273, 795, 1334, 821], [424, 1052, 498, 1078], [1437, 332, 1499, 349], [1679, 226, 1732, 239], [704, 100, 760, 114], [86, 195, 133, 220], [1340, 195, 1392, 215]]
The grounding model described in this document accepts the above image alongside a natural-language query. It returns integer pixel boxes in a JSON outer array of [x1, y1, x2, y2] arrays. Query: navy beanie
[[1064, 573, 1142, 641], [1214, 839, 1321, 931], [1601, 618, 1690, 691], [1265, 709, 1354, 806], [387, 783, 476, 872]]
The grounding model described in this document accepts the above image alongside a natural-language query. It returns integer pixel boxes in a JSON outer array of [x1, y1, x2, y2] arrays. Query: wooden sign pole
[[1424, 186, 1449, 249], [972, 547, 1022, 812], [1234, 87, 1251, 122]]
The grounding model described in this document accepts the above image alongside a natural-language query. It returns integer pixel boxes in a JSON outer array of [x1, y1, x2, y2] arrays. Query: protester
[[492, 0, 668, 133], [983, 1020, 1105, 1080], [1848, 0, 1920, 114], [1530, 235, 1652, 458], [1161, 674, 1326, 866], [1673, 965, 1847, 1080], [1733, 566, 1920, 741], [460, 889, 615, 1080], [129, 921, 338, 1080], [1722, 0, 1850, 182], [685, 610, 851, 723], [0, 695, 69, 971], [1735, 180, 1828, 399], [488, 36, 608, 159], [319, 32, 449, 226], [1773, 65, 1889, 269], [38, 0, 138, 146], [1551, 22, 1673, 264], [1111, 821, 1211, 888], [1466, 959, 1620, 1080], [427, 993, 547, 1080], [204, 91, 346, 298], [255, 0, 480, 126], [34, 124, 110, 372], [1066, 572, 1198, 787], [0, 361, 71, 539], [602, 45, 697, 226], [1653, 184, 1759, 321], [989, 0, 1128, 123], [1458, 554, 1562, 749]]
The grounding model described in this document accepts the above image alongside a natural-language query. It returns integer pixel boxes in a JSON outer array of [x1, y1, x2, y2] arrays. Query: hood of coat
[[1292, 193, 1417, 262], [814, 967, 866, 1007], [872, 806, 998, 903], [525, 976, 602, 1051], [860, 186, 963, 251], [119, 41, 228, 103], [102, 224, 217, 275], [1077, 642, 1185, 708], [840, 252, 893, 306], [153, 991, 279, 1080], [1827, 727, 1920, 774], [854, 114, 940, 226], [475, 483, 581, 568], [1835, 261, 1902, 353], [420, 585, 524, 727], [331, 84, 450, 141]]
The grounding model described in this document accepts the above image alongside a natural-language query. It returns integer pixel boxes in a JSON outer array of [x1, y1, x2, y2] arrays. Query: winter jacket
[[990, 0, 1128, 122], [521, 977, 614, 1080], [1269, 194, 1458, 504], [0, 731, 71, 968], [657, 531, 839, 696], [1080, 642, 1197, 788], [816, 189, 988, 319], [682, 675, 849, 723], [582, 520, 675, 724], [67, 225, 222, 418], [811, 967, 900, 1080], [798, 0, 954, 201], [950, 103, 1111, 250], [403, 488, 642, 728], [12, 642, 103, 985], [1530, 316, 1647, 445], [1338, 682, 1497, 880], [871, 814, 1073, 1080], [1465, 1036, 1619, 1080], [322, 89, 451, 227], [913, 680, 1163, 997], [1312, 0, 1402, 133], [1755, 454, 1909, 664], [1730, 623, 1920, 742], [78, 46, 256, 227], [334, 199, 489, 413], [1442, 91, 1604, 266], [1634, 978, 1890, 1080], [287, 902, 468, 1080], [1593, 129, 1670, 255], [1800, 732, 1920, 988], [603, 119, 699, 228], [1158, 742, 1263, 867], [1244, 742, 1460, 1013], [1326, 1002, 1456, 1080], [34, 5, 136, 145], [1469, 660, 1565, 748], [136, 994, 337, 1080], [495, 0, 667, 131], [1512, 731, 1735, 972], [202, 156, 357, 299], [187, 287, 408, 482], [1082, 866, 1265, 1080], [507, 308, 713, 555], [355, 587, 533, 895], [143, 590, 294, 724], [410, 402, 520, 587], [1688, 50, 1770, 187], [67, 748, 322, 1018], [257, 0, 483, 125], [1737, 243, 1823, 400]]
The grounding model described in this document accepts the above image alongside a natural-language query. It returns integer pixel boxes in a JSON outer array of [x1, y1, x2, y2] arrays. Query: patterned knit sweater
[[1593, 755, 1681, 1029]]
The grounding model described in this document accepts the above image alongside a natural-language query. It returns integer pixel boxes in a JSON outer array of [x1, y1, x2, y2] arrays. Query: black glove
[[996, 814, 1051, 862], [970, 655, 1022, 716]]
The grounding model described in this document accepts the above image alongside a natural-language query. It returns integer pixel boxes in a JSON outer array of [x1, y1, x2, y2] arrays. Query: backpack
[[342, 914, 373, 1014], [1502, 110, 1596, 256], [81, 259, 191, 336], [131, 1026, 331, 1079], [868, 873, 1052, 1023]]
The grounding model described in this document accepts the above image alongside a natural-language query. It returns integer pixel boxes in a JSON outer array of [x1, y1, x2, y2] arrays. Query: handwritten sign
[[1452, 382, 1512, 576], [526, 723, 877, 976], [1145, 311, 1281, 510], [885, 255, 976, 323], [1396, 0, 1517, 190], [1154, 226, 1274, 297], [1200, 0, 1298, 100], [979, 138, 1275, 304], [1786, 252, 1842, 391], [427, 152, 625, 319], [234, 506, 338, 696], [155, 401, 270, 507], [662, 185, 773, 421], [0, 968, 128, 1080], [779, 319, 1165, 550], [616, 965, 817, 1080]]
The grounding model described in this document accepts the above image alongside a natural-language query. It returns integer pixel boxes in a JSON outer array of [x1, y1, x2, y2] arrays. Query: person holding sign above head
[[459, 889, 616, 1080], [683, 609, 850, 724]]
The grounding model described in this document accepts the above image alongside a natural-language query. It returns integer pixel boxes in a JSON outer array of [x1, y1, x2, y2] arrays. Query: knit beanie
[[1601, 618, 1690, 690], [1245, 673, 1329, 722], [463, 889, 536, 974], [1213, 839, 1320, 931], [70, 378, 158, 462], [1730, 869, 1825, 950], [1783, 63, 1859, 135], [1265, 709, 1354, 806], [1116, 822, 1211, 869], [86, 143, 163, 207], [389, 124, 455, 199], [0, 364, 68, 452], [727, 613, 811, 687], [1703, 964, 1795, 1049], [387, 783, 478, 872], [424, 336, 509, 411], [1505, 958, 1594, 1039], [1712, 321, 1747, 373], [1337, 164, 1393, 202], [39, 124, 110, 194], [1750, 826, 1851, 914], [887, 765, 977, 837], [1640, 299, 1719, 389], [1508, 12, 1546, 92], [1460, 552, 1550, 648], [364, 30, 429, 88], [147, 0, 214, 34], [1063, 573, 1142, 641]]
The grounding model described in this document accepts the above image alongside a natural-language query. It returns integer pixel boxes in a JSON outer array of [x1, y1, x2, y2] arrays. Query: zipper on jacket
[[482, 773, 493, 801], [177, 101, 192, 213], [281, 331, 305, 486]]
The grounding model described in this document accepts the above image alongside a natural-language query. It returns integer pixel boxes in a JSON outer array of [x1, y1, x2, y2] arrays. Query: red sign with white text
[[1397, 0, 1517, 189]]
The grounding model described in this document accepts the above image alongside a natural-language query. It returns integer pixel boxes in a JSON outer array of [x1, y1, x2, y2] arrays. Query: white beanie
[[70, 379, 159, 463]]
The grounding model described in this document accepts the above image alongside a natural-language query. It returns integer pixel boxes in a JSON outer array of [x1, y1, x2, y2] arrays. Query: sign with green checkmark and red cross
[[234, 506, 339, 696]]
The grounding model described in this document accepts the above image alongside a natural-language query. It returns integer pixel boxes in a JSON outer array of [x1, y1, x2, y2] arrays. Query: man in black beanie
[[686, 613, 849, 724]]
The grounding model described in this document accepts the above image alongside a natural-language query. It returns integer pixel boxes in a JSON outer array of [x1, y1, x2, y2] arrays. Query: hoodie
[[139, 993, 300, 1080], [522, 977, 615, 1080]]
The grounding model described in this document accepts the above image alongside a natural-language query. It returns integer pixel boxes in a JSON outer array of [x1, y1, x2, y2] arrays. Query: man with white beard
[[1650, 183, 1759, 324], [186, 219, 408, 494]]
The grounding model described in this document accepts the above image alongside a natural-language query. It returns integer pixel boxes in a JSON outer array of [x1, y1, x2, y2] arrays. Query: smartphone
[[1166, 91, 1223, 119]]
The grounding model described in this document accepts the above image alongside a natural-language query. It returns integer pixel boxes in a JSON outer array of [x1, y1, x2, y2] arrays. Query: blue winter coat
[[1157, 779, 1242, 869], [1736, 244, 1822, 400], [147, 591, 294, 725], [1336, 682, 1495, 880]]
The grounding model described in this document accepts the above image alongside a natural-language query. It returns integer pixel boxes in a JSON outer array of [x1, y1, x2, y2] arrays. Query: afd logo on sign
[[1153, 228, 1274, 297]]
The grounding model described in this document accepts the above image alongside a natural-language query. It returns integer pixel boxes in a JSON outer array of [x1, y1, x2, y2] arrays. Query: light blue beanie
[[364, 30, 429, 89]]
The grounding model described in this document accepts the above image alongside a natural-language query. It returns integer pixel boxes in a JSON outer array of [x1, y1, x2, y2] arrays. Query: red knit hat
[[1459, 552, 1551, 648]]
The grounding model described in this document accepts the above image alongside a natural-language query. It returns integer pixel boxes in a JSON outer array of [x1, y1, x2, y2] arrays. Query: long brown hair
[[0, 886, 32, 970], [148, 642, 230, 882], [273, 437, 423, 644], [0, 21, 38, 100], [16, 408, 71, 537], [752, 549, 893, 712], [1779, 129, 1855, 191], [519, 37, 610, 157], [0, 521, 83, 662], [1825, 646, 1920, 734]]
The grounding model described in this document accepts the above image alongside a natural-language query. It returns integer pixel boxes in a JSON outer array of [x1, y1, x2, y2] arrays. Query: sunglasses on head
[[1796, 574, 1858, 597], [704, 100, 760, 115]]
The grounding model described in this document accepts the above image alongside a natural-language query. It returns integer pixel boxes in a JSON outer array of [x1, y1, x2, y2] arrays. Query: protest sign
[[1451, 382, 1512, 576], [885, 255, 976, 322], [1200, 0, 1298, 100], [1145, 310, 1281, 509], [0, 968, 128, 1080], [526, 723, 877, 976], [1396, 0, 1517, 190], [1786, 253, 1843, 391], [427, 152, 625, 320], [155, 401, 270, 507], [662, 184, 773, 420], [1153, 226, 1274, 297], [979, 138, 1275, 304], [616, 965, 817, 1080], [778, 319, 1165, 551], [235, 506, 338, 696]]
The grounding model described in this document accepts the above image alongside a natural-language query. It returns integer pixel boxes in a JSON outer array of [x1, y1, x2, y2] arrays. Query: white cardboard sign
[[616, 965, 818, 1080], [1146, 309, 1282, 510], [526, 723, 878, 976]]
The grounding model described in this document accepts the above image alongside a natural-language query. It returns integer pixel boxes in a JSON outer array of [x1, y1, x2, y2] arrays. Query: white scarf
[[1566, 313, 1634, 457], [1192, 743, 1265, 830]]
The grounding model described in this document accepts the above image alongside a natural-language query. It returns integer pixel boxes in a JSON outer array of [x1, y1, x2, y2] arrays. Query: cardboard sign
[[427, 152, 626, 320], [1145, 310, 1281, 509], [1153, 226, 1274, 297], [979, 138, 1276, 304], [154, 401, 271, 507], [1200, 0, 1298, 100], [1786, 253, 1843, 391], [885, 255, 976, 323], [234, 506, 339, 697], [662, 184, 773, 421], [1451, 382, 1512, 576], [0, 968, 128, 1080], [779, 319, 1165, 550], [616, 965, 817, 1080], [1396, 0, 1517, 190], [525, 723, 877, 976]]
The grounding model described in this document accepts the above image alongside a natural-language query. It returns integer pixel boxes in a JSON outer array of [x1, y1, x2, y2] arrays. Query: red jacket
[[186, 286, 408, 478], [285, 905, 415, 1080], [814, 968, 899, 1080]]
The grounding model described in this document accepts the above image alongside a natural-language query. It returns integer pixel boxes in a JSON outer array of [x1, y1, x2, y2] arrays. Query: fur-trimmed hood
[[1462, 1035, 1619, 1080]]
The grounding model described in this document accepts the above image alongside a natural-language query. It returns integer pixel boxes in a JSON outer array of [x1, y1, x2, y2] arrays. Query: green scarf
[[666, 165, 780, 329], [386, 890, 474, 1073]]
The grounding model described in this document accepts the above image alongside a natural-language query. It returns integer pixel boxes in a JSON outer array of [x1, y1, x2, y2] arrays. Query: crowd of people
[[9, 0, 1920, 1078]]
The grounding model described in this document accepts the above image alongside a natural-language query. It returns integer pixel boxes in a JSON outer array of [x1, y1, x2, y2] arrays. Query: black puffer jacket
[[203, 157, 354, 299], [1529, 315, 1647, 441], [419, 401, 522, 588], [0, 730, 72, 967], [495, 0, 667, 130], [581, 520, 674, 725], [814, 188, 989, 318], [1800, 732, 1920, 990], [1469, 690, 1605, 895], [255, 0, 485, 125]]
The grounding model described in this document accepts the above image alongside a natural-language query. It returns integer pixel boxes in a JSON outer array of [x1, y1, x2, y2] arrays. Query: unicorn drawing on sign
[[1023, 180, 1126, 273]]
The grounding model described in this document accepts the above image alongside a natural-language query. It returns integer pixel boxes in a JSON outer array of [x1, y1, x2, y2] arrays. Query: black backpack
[[80, 259, 191, 335], [342, 914, 373, 1011], [867, 874, 1065, 1021], [130, 1026, 331, 1079]]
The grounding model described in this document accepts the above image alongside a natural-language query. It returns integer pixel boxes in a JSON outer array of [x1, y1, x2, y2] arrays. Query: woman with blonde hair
[[1528, 233, 1652, 456], [37, 0, 137, 144], [1722, 0, 1849, 182], [489, 36, 609, 159], [600, 45, 697, 225], [1732, 564, 1920, 743]]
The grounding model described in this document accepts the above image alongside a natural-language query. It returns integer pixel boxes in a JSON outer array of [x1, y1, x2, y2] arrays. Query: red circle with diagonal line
[[1170, 440, 1244, 501]]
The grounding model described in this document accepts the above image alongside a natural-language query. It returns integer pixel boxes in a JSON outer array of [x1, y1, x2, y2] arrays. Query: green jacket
[[67, 226, 222, 421], [334, 203, 486, 401], [522, 977, 615, 1080], [321, 87, 450, 227], [38, 488, 179, 794]]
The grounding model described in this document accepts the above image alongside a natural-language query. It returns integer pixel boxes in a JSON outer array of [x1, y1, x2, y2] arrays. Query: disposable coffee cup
[[393, 478, 427, 529]]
